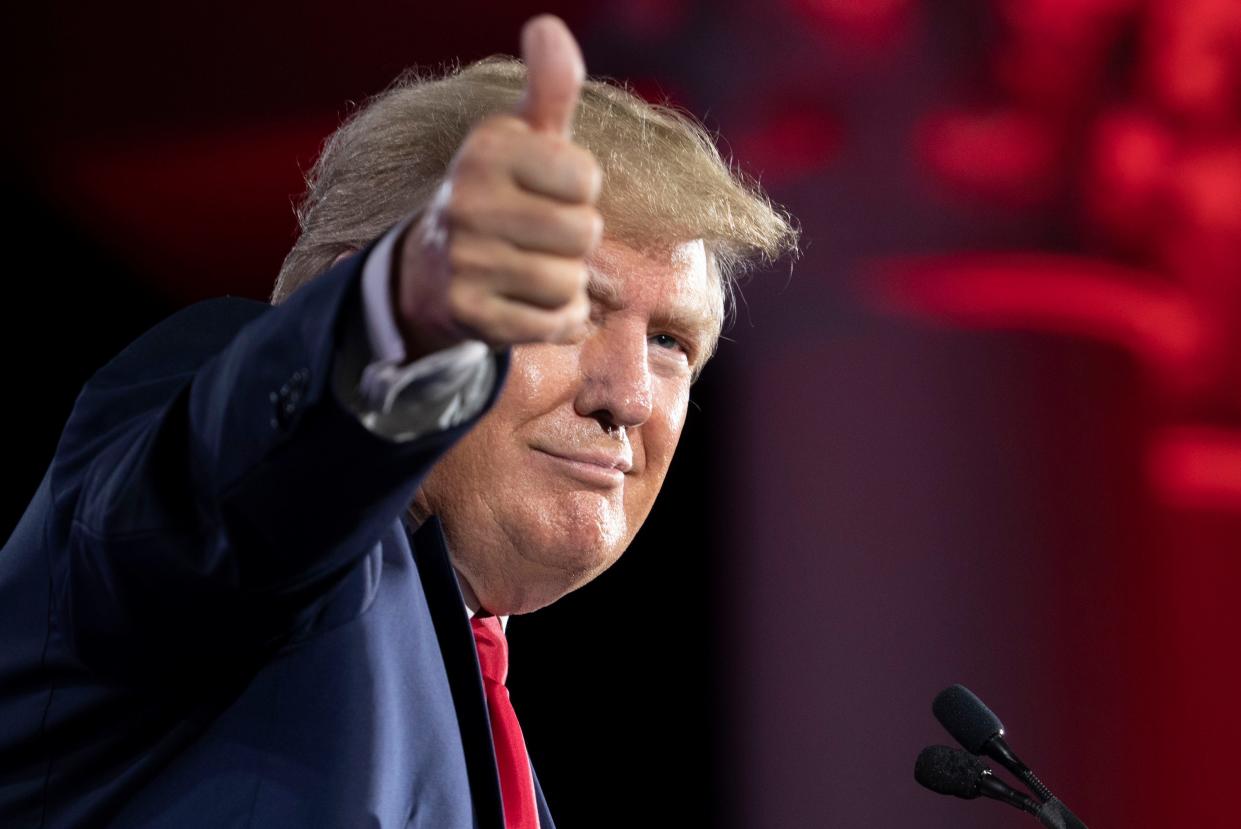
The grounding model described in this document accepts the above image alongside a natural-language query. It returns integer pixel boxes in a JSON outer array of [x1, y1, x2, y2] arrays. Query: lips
[[535, 447, 633, 473], [531, 444, 634, 488]]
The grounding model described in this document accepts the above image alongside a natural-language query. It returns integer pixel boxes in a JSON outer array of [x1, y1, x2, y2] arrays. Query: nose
[[574, 320, 653, 431]]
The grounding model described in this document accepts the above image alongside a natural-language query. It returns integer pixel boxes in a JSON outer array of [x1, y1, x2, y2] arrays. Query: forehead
[[587, 238, 716, 321]]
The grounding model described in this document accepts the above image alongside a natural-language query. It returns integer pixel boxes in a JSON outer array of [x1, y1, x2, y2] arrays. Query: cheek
[[424, 346, 574, 487], [510, 343, 578, 397], [510, 346, 551, 396], [639, 382, 690, 481], [659, 380, 691, 442], [475, 343, 577, 440]]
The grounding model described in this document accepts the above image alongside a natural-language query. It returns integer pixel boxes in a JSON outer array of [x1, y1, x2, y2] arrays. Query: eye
[[650, 333, 685, 352]]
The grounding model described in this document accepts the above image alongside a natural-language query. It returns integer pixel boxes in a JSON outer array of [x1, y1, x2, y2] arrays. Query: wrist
[[391, 224, 464, 363]]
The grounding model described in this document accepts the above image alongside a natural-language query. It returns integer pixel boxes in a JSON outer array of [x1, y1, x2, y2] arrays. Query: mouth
[[532, 448, 630, 488]]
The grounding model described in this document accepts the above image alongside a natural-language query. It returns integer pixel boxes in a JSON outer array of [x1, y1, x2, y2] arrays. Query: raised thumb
[[517, 15, 585, 136]]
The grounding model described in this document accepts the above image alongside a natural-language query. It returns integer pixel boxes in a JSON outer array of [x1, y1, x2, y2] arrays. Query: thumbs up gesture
[[395, 15, 603, 360]]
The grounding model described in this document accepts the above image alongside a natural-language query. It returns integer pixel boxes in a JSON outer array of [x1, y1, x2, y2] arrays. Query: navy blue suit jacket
[[0, 250, 555, 828]]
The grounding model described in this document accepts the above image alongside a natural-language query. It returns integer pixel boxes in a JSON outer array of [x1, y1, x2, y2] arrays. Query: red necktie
[[471, 615, 539, 829]]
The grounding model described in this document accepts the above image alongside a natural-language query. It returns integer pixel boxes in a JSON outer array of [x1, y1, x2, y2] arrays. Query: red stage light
[[1141, 0, 1241, 128], [870, 253, 1209, 382], [39, 120, 334, 301], [1082, 109, 1176, 250], [1148, 427, 1241, 511], [915, 109, 1063, 208]]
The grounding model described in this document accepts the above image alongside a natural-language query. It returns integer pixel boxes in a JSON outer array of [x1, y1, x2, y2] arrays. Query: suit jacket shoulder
[[0, 249, 546, 828]]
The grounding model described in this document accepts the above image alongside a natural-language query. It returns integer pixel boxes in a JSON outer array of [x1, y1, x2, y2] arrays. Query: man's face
[[413, 237, 716, 615]]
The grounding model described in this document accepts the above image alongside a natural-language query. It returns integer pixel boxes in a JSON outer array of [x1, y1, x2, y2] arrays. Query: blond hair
[[272, 57, 798, 351]]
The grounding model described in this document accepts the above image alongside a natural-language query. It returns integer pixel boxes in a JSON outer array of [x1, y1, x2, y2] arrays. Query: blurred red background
[[6, 1, 1239, 826]]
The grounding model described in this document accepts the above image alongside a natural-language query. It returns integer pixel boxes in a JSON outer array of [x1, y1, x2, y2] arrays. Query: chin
[[439, 487, 639, 614], [527, 529, 619, 584], [493, 524, 628, 614]]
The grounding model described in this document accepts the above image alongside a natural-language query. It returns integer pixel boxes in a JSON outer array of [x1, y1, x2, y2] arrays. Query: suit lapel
[[532, 767, 556, 829], [408, 516, 506, 829]]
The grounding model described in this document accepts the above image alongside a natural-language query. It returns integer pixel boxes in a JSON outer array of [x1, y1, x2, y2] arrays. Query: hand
[[394, 14, 603, 360]]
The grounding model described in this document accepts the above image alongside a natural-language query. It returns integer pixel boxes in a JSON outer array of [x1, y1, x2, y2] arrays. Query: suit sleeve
[[335, 217, 496, 442], [46, 244, 508, 680]]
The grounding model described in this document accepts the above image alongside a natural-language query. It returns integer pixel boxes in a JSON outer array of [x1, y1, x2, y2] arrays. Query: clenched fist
[[394, 15, 603, 361]]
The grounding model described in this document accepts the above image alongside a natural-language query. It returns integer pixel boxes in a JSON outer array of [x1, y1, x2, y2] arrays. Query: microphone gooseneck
[[1036, 798, 1092, 829], [921, 684, 1090, 828]]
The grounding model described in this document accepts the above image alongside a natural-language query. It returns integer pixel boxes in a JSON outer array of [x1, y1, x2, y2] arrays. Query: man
[[0, 15, 796, 828]]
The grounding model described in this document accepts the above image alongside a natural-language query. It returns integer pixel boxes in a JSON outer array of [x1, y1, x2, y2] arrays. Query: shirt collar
[[455, 566, 508, 631]]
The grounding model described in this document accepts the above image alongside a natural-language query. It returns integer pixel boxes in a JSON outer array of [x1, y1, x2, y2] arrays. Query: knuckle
[[552, 306, 588, 341], [466, 130, 500, 162], [538, 261, 579, 304], [464, 120, 506, 156], [447, 281, 482, 324], [588, 208, 604, 245], [445, 239, 479, 274], [492, 310, 535, 345], [571, 292, 591, 318], [569, 207, 603, 252], [453, 143, 489, 177], [537, 313, 567, 341], [546, 142, 599, 202], [563, 260, 590, 295], [444, 186, 493, 230], [456, 122, 514, 174], [572, 149, 603, 201], [442, 188, 474, 225]]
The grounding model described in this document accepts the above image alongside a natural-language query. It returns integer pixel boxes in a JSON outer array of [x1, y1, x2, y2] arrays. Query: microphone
[[932, 683, 1053, 801], [914, 745, 1089, 829], [930, 684, 1089, 829], [914, 745, 1039, 814]]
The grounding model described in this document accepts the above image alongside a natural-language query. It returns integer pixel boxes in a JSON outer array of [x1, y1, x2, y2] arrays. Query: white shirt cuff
[[333, 218, 496, 443]]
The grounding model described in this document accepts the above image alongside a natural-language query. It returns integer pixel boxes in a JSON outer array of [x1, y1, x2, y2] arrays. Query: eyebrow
[[586, 271, 625, 310], [586, 271, 717, 347]]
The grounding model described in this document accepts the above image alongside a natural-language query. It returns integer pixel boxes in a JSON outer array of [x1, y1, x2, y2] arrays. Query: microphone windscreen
[[914, 745, 987, 799], [933, 684, 1004, 754]]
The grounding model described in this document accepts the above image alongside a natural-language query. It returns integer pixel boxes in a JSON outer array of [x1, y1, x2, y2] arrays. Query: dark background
[[6, 1, 1241, 826]]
